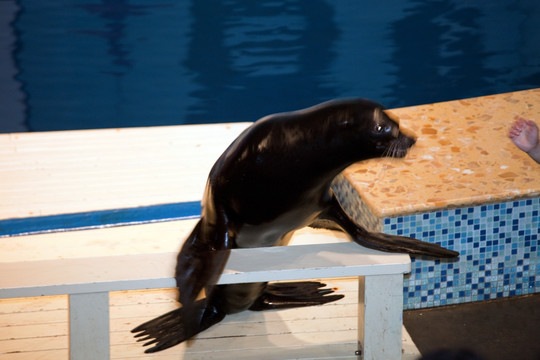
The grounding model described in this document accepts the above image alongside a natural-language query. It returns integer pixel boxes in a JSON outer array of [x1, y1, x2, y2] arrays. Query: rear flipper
[[313, 193, 459, 258], [346, 229, 459, 258], [249, 281, 344, 311], [131, 299, 226, 353]]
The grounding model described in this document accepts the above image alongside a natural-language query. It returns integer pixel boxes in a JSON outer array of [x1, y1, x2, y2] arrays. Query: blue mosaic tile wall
[[334, 176, 539, 309], [383, 198, 540, 310]]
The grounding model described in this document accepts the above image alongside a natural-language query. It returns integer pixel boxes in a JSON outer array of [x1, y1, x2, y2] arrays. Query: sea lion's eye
[[375, 124, 383, 133]]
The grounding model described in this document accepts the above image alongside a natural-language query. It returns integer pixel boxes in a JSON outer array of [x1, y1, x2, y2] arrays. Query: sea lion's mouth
[[391, 147, 409, 158], [382, 135, 415, 158]]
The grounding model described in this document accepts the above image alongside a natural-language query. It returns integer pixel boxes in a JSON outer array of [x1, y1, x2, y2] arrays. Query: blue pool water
[[1, 0, 539, 133]]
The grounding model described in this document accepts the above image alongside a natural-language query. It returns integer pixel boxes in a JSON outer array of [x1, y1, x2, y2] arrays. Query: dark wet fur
[[132, 99, 459, 353]]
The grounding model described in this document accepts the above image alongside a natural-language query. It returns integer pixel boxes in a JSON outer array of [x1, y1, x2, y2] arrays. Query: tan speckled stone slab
[[344, 88, 540, 217]]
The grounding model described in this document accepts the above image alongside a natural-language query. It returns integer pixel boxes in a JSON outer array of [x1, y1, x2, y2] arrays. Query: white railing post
[[69, 292, 110, 360], [357, 274, 404, 359]]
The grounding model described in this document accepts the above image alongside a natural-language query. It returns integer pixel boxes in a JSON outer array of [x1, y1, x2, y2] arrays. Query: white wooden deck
[[0, 125, 420, 359], [0, 282, 420, 360], [0, 224, 420, 359], [1, 124, 251, 219]]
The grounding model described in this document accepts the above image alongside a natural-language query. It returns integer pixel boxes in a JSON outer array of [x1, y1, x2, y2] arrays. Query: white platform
[[0, 124, 419, 359]]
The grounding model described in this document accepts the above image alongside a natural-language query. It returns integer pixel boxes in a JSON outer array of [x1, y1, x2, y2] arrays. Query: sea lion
[[132, 98, 459, 352]]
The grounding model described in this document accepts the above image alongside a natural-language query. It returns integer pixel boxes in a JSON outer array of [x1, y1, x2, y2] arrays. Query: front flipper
[[174, 213, 235, 341], [312, 194, 459, 258], [132, 211, 235, 352], [249, 281, 344, 311], [131, 299, 226, 353]]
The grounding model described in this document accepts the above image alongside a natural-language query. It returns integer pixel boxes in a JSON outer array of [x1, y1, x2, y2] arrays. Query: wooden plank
[[109, 288, 178, 307], [0, 242, 409, 299], [0, 335, 67, 353], [111, 330, 359, 358], [0, 322, 67, 340], [0, 348, 68, 360], [0, 123, 251, 219], [0, 294, 67, 314], [110, 294, 359, 326], [117, 302, 359, 333], [0, 309, 67, 327], [113, 316, 357, 344], [0, 220, 345, 265], [107, 279, 382, 359], [0, 219, 197, 263], [110, 342, 359, 360], [0, 280, 419, 360]]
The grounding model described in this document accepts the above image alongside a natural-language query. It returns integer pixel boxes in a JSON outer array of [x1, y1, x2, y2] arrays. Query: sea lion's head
[[246, 99, 416, 167], [327, 99, 416, 160], [370, 106, 416, 158]]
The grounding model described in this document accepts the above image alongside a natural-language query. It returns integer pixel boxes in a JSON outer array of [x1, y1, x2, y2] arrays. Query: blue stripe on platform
[[0, 201, 202, 237]]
